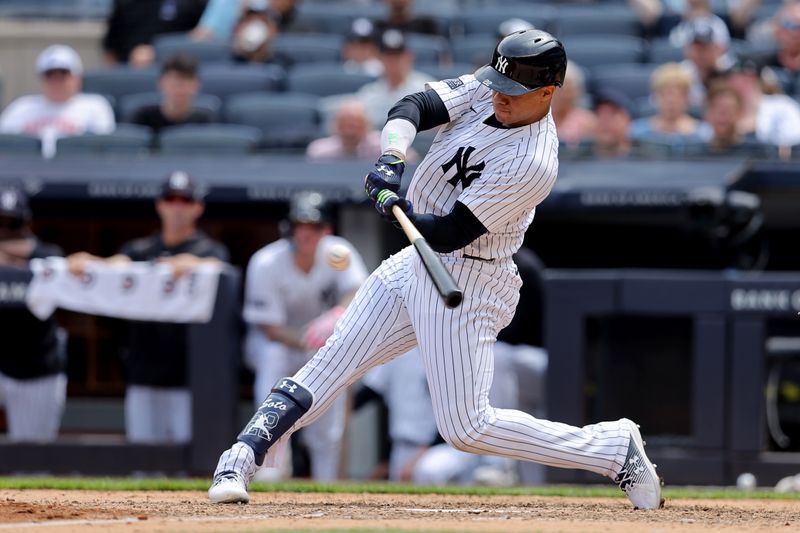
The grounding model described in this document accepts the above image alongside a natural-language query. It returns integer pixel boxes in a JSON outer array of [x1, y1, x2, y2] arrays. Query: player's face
[[291, 222, 330, 257], [491, 86, 554, 127], [156, 196, 204, 231]]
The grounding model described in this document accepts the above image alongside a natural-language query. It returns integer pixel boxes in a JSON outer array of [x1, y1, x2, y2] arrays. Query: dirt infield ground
[[0, 490, 797, 532]]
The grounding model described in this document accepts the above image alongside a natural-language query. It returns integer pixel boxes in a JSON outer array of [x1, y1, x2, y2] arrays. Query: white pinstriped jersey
[[407, 75, 559, 261]]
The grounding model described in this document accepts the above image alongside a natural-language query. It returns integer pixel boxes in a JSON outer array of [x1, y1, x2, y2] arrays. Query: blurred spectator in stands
[[679, 16, 735, 107], [695, 81, 771, 156], [374, 0, 441, 36], [0, 187, 66, 443], [631, 63, 705, 148], [497, 18, 536, 40], [342, 18, 383, 77], [764, 3, 800, 94], [130, 54, 212, 143], [66, 171, 229, 444], [722, 55, 800, 148], [306, 99, 382, 161], [230, 1, 284, 65], [191, 0, 244, 42], [565, 89, 634, 159], [264, 0, 298, 31], [357, 30, 435, 128], [0, 45, 115, 159], [630, 0, 761, 39], [103, 0, 208, 68], [551, 61, 597, 148]]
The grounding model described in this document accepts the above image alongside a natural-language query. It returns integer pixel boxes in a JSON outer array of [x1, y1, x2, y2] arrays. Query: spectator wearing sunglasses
[[0, 45, 115, 158], [66, 171, 229, 444]]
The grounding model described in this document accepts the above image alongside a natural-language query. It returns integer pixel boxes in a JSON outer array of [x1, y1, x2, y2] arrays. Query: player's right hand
[[365, 153, 405, 201]]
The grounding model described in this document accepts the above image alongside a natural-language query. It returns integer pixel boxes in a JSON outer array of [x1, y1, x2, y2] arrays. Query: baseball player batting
[[209, 29, 663, 510]]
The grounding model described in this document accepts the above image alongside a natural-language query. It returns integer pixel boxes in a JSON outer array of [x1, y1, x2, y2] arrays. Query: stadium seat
[[418, 63, 475, 82], [406, 34, 451, 65], [224, 92, 322, 150], [590, 63, 658, 118], [199, 64, 285, 105], [553, 7, 644, 38], [450, 35, 496, 68], [159, 124, 262, 154], [560, 36, 647, 70], [55, 124, 152, 156], [288, 2, 386, 34], [286, 64, 375, 97], [0, 133, 40, 155], [456, 6, 556, 36], [117, 92, 222, 123], [271, 34, 344, 65], [153, 33, 231, 63], [647, 38, 684, 64], [82, 68, 159, 104]]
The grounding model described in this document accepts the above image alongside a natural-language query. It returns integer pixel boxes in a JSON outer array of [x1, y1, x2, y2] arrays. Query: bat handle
[[392, 205, 422, 241]]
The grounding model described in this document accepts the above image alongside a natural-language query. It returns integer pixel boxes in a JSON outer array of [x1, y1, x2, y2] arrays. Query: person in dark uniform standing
[[0, 187, 66, 442], [68, 170, 228, 443]]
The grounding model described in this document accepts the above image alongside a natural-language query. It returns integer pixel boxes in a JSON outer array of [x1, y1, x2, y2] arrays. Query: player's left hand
[[303, 305, 345, 351], [374, 189, 413, 224], [364, 153, 405, 201]]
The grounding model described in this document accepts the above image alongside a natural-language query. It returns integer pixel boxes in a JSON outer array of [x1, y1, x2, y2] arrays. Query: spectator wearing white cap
[[0, 45, 115, 158], [678, 16, 735, 108]]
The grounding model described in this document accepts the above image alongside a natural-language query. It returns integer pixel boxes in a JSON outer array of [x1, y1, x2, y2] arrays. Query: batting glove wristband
[[365, 153, 405, 201], [375, 189, 414, 226]]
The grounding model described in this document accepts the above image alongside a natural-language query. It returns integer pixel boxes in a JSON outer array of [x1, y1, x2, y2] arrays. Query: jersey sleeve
[[242, 253, 286, 326], [425, 75, 484, 123], [0, 97, 30, 133], [458, 136, 559, 233]]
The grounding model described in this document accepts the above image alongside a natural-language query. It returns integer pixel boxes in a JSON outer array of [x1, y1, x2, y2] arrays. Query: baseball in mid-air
[[326, 243, 351, 271]]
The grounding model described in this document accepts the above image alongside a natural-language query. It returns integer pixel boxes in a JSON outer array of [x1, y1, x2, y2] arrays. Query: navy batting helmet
[[288, 191, 331, 225], [474, 29, 567, 96]]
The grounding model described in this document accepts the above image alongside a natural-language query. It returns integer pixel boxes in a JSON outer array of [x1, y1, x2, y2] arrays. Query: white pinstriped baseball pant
[[0, 371, 66, 442], [282, 246, 629, 478]]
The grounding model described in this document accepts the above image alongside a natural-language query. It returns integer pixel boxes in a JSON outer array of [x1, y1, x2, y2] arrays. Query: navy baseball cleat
[[208, 442, 257, 504], [614, 419, 664, 510]]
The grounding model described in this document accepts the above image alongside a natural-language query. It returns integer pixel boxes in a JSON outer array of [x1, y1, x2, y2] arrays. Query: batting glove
[[365, 153, 405, 201], [375, 189, 414, 226]]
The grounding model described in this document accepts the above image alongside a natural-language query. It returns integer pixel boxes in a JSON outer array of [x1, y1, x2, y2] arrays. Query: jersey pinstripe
[[407, 75, 559, 261]]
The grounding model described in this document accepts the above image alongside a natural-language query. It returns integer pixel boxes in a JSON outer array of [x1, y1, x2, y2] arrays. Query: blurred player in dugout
[[67, 171, 229, 444], [243, 191, 367, 481], [0, 187, 66, 442]]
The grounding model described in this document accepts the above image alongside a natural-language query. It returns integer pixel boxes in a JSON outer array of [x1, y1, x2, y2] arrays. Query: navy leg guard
[[237, 377, 314, 465]]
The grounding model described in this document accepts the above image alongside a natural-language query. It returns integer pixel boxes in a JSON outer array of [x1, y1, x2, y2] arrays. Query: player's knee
[[238, 377, 314, 465], [441, 430, 481, 453]]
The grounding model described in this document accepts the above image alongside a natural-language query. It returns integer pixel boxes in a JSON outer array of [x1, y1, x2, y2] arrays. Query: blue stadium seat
[[118, 92, 222, 123], [590, 63, 659, 118], [199, 64, 285, 104], [560, 36, 647, 70], [55, 124, 152, 156], [0, 133, 40, 155], [456, 6, 556, 36], [406, 34, 451, 65], [647, 38, 684, 64], [224, 93, 322, 150], [287, 64, 375, 97], [418, 63, 475, 82], [153, 33, 232, 63], [82, 68, 159, 104], [288, 2, 386, 34], [272, 34, 344, 64], [450, 35, 496, 68], [553, 7, 644, 38], [158, 124, 261, 154]]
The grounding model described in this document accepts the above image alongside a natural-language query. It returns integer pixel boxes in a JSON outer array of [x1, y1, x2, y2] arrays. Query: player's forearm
[[261, 324, 306, 350], [409, 201, 487, 253], [381, 90, 450, 158]]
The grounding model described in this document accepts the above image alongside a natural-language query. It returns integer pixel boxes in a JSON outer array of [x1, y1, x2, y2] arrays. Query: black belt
[[463, 254, 495, 263]]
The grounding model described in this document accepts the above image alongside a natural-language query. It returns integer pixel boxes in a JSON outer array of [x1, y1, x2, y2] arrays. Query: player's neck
[[293, 252, 315, 273], [161, 226, 196, 247]]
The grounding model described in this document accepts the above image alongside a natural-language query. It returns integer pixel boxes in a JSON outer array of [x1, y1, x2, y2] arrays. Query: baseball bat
[[392, 205, 463, 308]]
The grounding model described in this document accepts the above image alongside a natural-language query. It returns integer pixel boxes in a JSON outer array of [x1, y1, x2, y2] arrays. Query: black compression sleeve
[[410, 201, 488, 253], [386, 89, 450, 132]]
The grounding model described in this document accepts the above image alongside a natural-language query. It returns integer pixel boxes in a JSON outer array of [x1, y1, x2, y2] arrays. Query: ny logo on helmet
[[495, 55, 509, 74]]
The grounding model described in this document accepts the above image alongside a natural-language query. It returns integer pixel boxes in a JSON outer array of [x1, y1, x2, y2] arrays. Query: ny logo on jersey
[[442, 146, 486, 189], [495, 55, 509, 74]]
